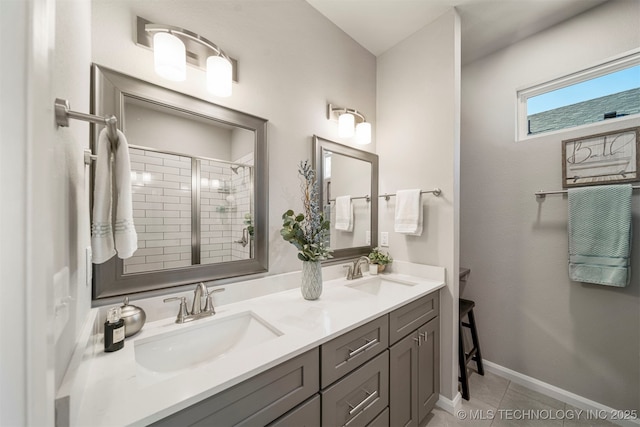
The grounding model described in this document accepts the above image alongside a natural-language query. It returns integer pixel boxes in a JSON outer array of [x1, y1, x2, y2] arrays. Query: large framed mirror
[[92, 64, 268, 300], [312, 135, 378, 261]]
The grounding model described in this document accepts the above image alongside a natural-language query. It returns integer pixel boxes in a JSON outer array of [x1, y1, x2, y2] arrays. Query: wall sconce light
[[136, 17, 237, 97], [153, 32, 186, 81], [327, 103, 372, 144]]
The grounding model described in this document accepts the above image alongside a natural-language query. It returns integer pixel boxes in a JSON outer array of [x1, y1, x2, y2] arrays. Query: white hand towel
[[91, 129, 116, 263], [394, 189, 423, 236], [113, 129, 138, 259], [91, 129, 137, 263], [334, 195, 353, 232]]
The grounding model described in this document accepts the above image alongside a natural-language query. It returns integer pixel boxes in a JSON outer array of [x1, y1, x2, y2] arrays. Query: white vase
[[369, 264, 379, 275], [301, 260, 323, 300]]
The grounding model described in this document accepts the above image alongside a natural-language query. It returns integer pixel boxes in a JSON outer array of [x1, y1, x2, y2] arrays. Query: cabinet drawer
[[321, 351, 389, 427], [151, 348, 319, 427], [267, 394, 320, 427], [367, 407, 389, 427], [389, 292, 438, 345], [321, 315, 388, 388]]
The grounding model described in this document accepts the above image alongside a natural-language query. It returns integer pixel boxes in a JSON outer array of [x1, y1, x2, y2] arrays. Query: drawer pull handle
[[347, 389, 378, 416], [347, 338, 378, 360]]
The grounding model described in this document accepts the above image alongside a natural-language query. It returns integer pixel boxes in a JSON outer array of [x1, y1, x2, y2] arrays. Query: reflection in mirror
[[123, 97, 255, 274], [92, 65, 267, 300], [322, 151, 371, 250], [313, 136, 378, 262]]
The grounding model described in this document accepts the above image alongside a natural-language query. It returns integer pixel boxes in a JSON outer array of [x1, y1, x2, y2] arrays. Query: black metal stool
[[458, 298, 484, 400]]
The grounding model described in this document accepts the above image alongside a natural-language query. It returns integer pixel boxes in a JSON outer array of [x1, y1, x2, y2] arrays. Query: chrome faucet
[[163, 283, 225, 323], [353, 256, 370, 279], [343, 256, 371, 280], [192, 282, 208, 315]]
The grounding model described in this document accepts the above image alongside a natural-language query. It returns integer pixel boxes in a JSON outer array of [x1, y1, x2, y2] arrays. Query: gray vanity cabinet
[[416, 317, 439, 422], [388, 293, 440, 427], [150, 349, 319, 427], [267, 395, 321, 427], [321, 351, 389, 427], [320, 315, 389, 388], [151, 289, 440, 427]]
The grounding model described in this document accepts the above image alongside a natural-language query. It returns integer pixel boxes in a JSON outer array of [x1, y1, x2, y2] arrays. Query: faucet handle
[[163, 296, 189, 323], [204, 287, 225, 314]]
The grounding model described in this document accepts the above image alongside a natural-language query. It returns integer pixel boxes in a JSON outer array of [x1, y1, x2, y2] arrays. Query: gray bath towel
[[568, 184, 632, 287]]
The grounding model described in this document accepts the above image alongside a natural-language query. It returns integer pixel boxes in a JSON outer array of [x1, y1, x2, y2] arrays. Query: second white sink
[[134, 311, 282, 384], [345, 276, 418, 296]]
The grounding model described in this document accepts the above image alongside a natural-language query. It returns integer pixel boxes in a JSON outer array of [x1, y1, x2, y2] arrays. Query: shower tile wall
[[124, 148, 254, 273], [200, 153, 253, 263], [125, 148, 192, 274], [200, 159, 233, 264], [231, 152, 253, 261]]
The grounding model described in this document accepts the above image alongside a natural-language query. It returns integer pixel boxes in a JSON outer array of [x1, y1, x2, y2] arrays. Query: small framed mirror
[[312, 135, 378, 261], [91, 65, 268, 300]]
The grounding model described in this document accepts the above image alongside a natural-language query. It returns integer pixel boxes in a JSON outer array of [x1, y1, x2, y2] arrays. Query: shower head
[[230, 165, 244, 174]]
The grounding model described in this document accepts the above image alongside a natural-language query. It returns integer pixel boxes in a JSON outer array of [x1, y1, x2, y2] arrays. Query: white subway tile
[[165, 260, 191, 269], [146, 239, 181, 248], [147, 210, 180, 218]]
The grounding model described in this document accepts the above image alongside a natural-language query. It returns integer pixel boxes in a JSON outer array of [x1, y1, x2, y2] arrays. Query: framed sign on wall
[[562, 127, 639, 188]]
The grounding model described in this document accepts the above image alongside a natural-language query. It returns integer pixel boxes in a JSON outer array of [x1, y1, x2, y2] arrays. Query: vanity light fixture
[[153, 32, 186, 81], [338, 112, 355, 138], [137, 17, 237, 97], [327, 103, 372, 144]]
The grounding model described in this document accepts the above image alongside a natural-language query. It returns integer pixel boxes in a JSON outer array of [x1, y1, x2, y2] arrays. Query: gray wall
[[377, 8, 460, 402], [460, 0, 640, 411]]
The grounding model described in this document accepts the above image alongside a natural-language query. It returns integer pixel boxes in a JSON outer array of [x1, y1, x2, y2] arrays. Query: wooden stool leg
[[458, 323, 470, 400], [468, 309, 484, 376]]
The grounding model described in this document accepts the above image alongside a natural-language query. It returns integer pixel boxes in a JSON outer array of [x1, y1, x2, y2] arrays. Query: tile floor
[[424, 369, 619, 427]]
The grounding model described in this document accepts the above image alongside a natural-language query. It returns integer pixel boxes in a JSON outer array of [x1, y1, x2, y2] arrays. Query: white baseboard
[[437, 391, 462, 414], [483, 360, 640, 427]]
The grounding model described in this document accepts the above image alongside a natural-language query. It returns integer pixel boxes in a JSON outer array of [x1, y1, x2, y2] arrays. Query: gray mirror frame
[[312, 135, 378, 261], [91, 64, 268, 300]]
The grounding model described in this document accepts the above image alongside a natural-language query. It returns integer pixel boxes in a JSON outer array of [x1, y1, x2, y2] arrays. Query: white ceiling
[[305, 0, 609, 63]]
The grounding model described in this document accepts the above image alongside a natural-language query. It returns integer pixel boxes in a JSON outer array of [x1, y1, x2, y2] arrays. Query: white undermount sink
[[134, 311, 282, 385], [345, 275, 418, 296]]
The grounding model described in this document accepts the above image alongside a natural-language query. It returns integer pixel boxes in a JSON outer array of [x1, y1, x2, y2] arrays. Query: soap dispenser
[[104, 306, 125, 352]]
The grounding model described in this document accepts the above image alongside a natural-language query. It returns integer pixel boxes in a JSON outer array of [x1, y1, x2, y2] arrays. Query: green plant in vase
[[281, 161, 332, 299]]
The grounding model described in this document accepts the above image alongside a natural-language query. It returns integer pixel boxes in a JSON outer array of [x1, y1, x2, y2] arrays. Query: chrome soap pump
[[104, 306, 125, 352]]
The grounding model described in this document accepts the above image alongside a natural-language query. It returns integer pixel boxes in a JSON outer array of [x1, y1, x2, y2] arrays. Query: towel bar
[[535, 185, 640, 199], [329, 195, 370, 202], [380, 188, 441, 201], [54, 98, 119, 149]]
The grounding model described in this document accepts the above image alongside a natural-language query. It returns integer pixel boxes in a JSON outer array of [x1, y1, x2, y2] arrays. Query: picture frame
[[561, 127, 639, 188]]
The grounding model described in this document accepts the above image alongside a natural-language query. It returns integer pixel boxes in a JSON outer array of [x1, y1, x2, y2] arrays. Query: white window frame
[[516, 49, 640, 142]]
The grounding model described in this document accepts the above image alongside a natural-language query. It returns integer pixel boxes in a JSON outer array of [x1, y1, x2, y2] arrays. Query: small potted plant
[[368, 247, 392, 275]]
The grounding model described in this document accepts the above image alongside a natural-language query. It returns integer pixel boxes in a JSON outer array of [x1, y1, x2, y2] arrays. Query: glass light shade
[[355, 122, 372, 144], [338, 113, 355, 138], [153, 32, 186, 81], [207, 56, 233, 97]]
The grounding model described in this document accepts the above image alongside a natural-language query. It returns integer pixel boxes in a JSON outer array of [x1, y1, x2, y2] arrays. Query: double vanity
[[66, 262, 444, 426]]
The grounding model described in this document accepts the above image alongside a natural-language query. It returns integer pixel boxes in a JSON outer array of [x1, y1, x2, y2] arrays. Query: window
[[517, 51, 640, 140]]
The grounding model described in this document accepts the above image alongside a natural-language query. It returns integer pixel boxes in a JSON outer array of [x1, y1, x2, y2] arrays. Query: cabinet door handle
[[419, 332, 427, 342], [413, 336, 421, 346], [347, 338, 378, 360], [347, 389, 378, 416]]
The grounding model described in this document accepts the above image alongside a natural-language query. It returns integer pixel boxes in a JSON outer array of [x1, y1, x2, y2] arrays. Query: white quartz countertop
[[74, 267, 444, 426]]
